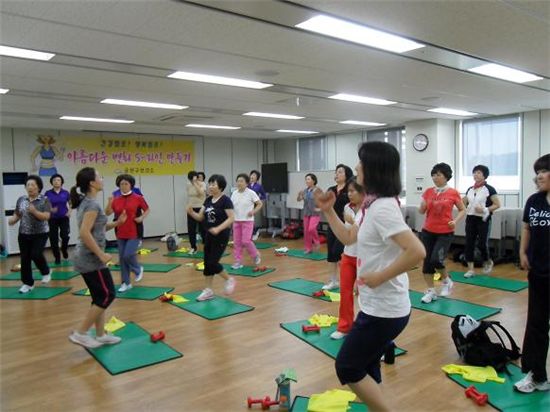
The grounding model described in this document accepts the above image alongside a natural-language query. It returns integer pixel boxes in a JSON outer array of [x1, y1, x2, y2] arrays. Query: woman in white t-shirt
[[316, 141, 426, 411], [230, 174, 263, 269]]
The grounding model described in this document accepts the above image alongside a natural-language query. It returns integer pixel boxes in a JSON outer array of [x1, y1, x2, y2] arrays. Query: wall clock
[[413, 133, 429, 152]]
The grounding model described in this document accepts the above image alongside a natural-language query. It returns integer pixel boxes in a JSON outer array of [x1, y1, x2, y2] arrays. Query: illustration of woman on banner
[[30, 135, 64, 177]]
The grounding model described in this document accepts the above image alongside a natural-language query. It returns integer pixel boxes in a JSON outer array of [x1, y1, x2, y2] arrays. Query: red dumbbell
[[159, 295, 172, 302], [150, 331, 165, 343], [247, 396, 265, 408], [465, 385, 488, 406], [312, 290, 324, 297], [302, 324, 320, 333], [261, 396, 279, 410], [253, 266, 268, 272]]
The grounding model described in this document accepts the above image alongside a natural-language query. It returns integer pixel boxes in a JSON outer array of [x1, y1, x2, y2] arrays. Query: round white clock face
[[413, 134, 429, 151]]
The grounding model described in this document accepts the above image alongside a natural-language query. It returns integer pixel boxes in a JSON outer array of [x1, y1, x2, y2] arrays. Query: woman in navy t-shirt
[[187, 174, 236, 301]]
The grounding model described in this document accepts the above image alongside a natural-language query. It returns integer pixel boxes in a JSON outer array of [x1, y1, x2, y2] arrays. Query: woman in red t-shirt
[[108, 174, 150, 292], [419, 163, 465, 303]]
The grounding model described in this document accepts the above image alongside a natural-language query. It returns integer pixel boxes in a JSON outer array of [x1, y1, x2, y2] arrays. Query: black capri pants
[[203, 231, 230, 276], [326, 228, 345, 263], [81, 267, 116, 309], [464, 215, 491, 262], [420, 230, 454, 274]]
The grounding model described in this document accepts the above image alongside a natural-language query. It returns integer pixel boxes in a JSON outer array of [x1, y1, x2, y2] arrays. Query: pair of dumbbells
[[247, 396, 279, 410]]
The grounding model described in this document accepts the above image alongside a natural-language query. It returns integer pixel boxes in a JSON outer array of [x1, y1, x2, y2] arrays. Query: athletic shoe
[[188, 248, 197, 255], [135, 266, 144, 282], [514, 371, 550, 393], [95, 333, 122, 345], [224, 277, 236, 295], [18, 284, 34, 294], [196, 288, 214, 301], [464, 270, 476, 278], [439, 279, 454, 297], [41, 272, 52, 284], [254, 254, 261, 266], [274, 247, 288, 253], [231, 263, 243, 270], [421, 288, 438, 303], [330, 331, 347, 340], [62, 250, 69, 259], [68, 331, 103, 349], [322, 279, 339, 291], [252, 232, 260, 241], [482, 260, 494, 275], [118, 283, 132, 293]]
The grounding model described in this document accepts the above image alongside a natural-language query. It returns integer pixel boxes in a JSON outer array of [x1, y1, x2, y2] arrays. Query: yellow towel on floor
[[104, 316, 126, 333], [137, 248, 152, 255], [307, 389, 356, 412], [177, 247, 189, 253], [308, 314, 339, 327], [442, 364, 505, 383], [84, 288, 91, 296], [171, 294, 188, 304], [195, 262, 205, 270], [323, 290, 341, 302]]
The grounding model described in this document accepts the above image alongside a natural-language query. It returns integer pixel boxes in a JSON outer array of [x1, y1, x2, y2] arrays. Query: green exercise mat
[[0, 270, 80, 281], [448, 363, 550, 412], [0, 286, 71, 299], [222, 264, 275, 277], [253, 242, 276, 249], [109, 263, 181, 273], [286, 249, 327, 261], [163, 251, 228, 259], [269, 278, 338, 302], [86, 322, 182, 375], [291, 396, 367, 412], [168, 291, 254, 320], [73, 285, 174, 300], [104, 247, 119, 254], [281, 320, 406, 360], [409, 290, 501, 320], [32, 260, 73, 268], [449, 271, 528, 292]]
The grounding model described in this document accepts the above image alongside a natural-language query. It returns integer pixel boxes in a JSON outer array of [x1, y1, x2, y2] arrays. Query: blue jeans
[[117, 238, 141, 285]]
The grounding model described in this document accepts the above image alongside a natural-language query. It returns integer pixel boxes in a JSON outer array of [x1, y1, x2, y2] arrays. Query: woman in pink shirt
[[419, 163, 465, 303]]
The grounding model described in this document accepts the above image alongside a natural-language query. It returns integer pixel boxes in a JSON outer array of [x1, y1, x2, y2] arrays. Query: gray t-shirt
[[74, 196, 108, 273], [15, 195, 51, 235], [303, 187, 320, 217]]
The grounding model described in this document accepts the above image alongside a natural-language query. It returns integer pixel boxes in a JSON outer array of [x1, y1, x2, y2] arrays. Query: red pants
[[337, 253, 357, 333]]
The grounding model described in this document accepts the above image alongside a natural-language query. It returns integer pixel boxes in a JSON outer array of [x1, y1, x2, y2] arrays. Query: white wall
[[0, 127, 265, 243]]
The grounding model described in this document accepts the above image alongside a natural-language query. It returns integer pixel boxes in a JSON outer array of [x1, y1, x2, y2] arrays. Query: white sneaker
[[95, 333, 122, 345], [421, 288, 438, 303], [514, 371, 550, 393], [135, 266, 144, 282], [254, 254, 261, 266], [330, 331, 347, 340], [464, 270, 476, 278], [224, 277, 236, 295], [18, 284, 34, 294], [275, 247, 288, 253], [69, 331, 103, 349], [231, 263, 243, 270], [196, 288, 214, 301], [322, 279, 339, 291], [41, 272, 51, 284], [118, 283, 132, 293], [482, 260, 494, 275], [188, 248, 197, 255], [252, 232, 260, 241], [439, 279, 454, 297]]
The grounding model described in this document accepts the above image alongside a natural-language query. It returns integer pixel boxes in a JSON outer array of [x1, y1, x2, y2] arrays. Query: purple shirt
[[45, 188, 70, 219], [248, 182, 266, 200]]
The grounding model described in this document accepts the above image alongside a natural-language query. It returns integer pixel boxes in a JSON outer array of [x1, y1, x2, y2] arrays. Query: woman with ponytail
[[68, 167, 127, 349]]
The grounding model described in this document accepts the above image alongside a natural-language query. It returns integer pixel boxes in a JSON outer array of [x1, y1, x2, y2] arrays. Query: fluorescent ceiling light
[[329, 93, 396, 105], [427, 107, 478, 116], [0, 88, 9, 94], [339, 120, 386, 126], [60, 116, 134, 124], [0, 45, 55, 61], [468, 63, 543, 83], [185, 124, 241, 130], [168, 71, 272, 89], [101, 98, 188, 110], [276, 129, 317, 134], [296, 15, 424, 53], [243, 112, 304, 120]]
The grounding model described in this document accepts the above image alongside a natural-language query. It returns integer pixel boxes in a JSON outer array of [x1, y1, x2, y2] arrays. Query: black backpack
[[451, 315, 521, 372], [166, 233, 179, 252]]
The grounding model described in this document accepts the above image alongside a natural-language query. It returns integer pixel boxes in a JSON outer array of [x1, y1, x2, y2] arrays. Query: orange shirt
[[422, 187, 462, 234]]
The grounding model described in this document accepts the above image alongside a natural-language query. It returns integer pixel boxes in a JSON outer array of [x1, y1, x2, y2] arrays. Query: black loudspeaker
[[261, 163, 288, 193]]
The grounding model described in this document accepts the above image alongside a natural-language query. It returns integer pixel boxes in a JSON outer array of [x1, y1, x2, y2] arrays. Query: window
[[297, 136, 327, 171], [460, 115, 520, 192]]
